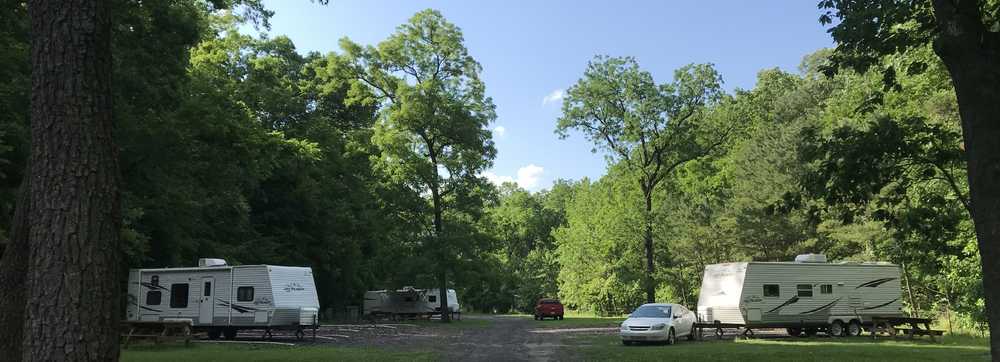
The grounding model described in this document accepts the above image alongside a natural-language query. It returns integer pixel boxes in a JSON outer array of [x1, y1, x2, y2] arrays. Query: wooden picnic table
[[120, 320, 192, 348], [870, 316, 944, 341]]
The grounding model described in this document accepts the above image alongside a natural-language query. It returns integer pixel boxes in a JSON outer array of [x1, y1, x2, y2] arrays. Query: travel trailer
[[126, 258, 320, 340], [363, 287, 459, 319], [696, 254, 905, 336]]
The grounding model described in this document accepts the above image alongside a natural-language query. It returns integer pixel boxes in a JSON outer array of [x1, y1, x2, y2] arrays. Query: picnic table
[[870, 317, 944, 341], [120, 319, 192, 348]]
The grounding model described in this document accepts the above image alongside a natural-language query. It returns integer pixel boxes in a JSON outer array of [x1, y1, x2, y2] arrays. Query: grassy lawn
[[528, 316, 625, 329], [565, 334, 991, 361], [121, 344, 437, 362]]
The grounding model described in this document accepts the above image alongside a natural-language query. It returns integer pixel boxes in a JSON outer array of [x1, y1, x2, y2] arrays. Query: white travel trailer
[[126, 258, 320, 340], [697, 254, 905, 336], [363, 287, 459, 319]]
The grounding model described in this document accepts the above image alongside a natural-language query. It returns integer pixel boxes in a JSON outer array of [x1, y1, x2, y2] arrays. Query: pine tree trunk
[[0, 183, 30, 360], [23, 0, 121, 360]]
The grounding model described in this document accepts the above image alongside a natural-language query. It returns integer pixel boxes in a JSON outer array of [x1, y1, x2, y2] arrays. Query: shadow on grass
[[566, 334, 991, 361], [121, 344, 437, 362]]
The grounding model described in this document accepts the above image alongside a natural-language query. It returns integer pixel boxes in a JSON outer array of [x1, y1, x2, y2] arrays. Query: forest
[[0, 0, 998, 360]]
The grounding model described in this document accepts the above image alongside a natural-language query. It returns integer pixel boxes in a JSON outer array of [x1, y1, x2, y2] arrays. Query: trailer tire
[[847, 320, 862, 337], [207, 328, 222, 340], [786, 327, 802, 337], [295, 329, 305, 341], [829, 320, 845, 337], [223, 328, 237, 340]]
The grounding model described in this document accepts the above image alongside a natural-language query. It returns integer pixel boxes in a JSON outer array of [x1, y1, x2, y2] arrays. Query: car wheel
[[558, 315, 564, 320], [666, 328, 676, 345], [534, 315, 539, 321], [847, 320, 862, 337], [786, 327, 802, 337], [829, 320, 845, 337]]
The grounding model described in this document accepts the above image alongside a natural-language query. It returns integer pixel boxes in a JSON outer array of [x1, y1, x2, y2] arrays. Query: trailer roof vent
[[794, 254, 827, 263], [198, 258, 227, 267]]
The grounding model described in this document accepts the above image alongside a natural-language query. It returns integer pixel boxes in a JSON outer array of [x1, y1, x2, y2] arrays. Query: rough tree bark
[[429, 154, 451, 323], [23, 0, 121, 360], [0, 183, 30, 359], [929, 0, 1000, 358]]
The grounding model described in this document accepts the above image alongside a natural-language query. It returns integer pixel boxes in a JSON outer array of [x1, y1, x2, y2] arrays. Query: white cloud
[[482, 164, 545, 191], [515, 164, 544, 189], [482, 171, 514, 185], [542, 89, 565, 106], [492, 126, 506, 138]]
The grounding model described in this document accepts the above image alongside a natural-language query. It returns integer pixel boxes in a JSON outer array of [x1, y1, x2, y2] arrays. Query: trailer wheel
[[829, 320, 845, 337], [207, 328, 222, 340], [295, 329, 305, 341], [847, 320, 862, 337], [786, 327, 802, 337]]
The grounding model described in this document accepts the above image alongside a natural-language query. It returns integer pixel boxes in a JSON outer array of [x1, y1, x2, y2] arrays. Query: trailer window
[[797, 284, 813, 297], [170, 283, 189, 308], [763, 284, 780, 297], [203, 281, 212, 297], [237, 287, 254, 302], [820, 284, 833, 294], [146, 291, 161, 305], [428, 295, 437, 303]]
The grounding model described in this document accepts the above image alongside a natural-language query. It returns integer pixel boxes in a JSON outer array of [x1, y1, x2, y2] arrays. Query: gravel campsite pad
[[204, 315, 619, 361]]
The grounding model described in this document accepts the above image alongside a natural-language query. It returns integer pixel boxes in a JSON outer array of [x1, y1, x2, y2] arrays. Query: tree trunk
[[942, 61, 1000, 360], [23, 0, 121, 360], [0, 183, 30, 360], [930, 2, 1000, 356], [643, 186, 656, 303], [430, 173, 450, 323]]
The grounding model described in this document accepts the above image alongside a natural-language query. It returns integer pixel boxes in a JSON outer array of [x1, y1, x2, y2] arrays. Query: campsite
[[0, 0, 998, 361]]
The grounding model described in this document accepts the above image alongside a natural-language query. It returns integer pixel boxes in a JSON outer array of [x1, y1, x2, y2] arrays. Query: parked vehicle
[[696, 254, 905, 337], [363, 287, 459, 319], [126, 258, 320, 340], [534, 298, 564, 320], [620, 303, 696, 345]]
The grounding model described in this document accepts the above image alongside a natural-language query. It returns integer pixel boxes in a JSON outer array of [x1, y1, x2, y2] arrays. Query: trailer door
[[199, 276, 215, 324]]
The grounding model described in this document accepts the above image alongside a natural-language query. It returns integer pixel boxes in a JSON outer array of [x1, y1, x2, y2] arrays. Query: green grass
[[565, 334, 991, 361], [121, 344, 437, 362]]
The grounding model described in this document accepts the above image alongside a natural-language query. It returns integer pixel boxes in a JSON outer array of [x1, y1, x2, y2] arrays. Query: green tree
[[819, 1, 1000, 353], [556, 56, 732, 303], [342, 9, 496, 321]]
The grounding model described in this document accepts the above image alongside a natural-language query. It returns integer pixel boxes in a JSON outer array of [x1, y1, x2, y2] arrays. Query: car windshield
[[630, 305, 671, 318]]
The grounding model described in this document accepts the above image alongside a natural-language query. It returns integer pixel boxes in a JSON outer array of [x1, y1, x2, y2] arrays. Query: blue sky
[[252, 0, 834, 191]]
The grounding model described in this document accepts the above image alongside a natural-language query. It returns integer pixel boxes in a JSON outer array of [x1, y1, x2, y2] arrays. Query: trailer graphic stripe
[[217, 299, 261, 314], [855, 277, 897, 289], [799, 298, 841, 314], [767, 296, 799, 313], [861, 298, 899, 310]]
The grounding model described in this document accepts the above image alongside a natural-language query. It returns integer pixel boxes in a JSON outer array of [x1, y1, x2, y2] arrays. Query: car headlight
[[651, 323, 667, 330]]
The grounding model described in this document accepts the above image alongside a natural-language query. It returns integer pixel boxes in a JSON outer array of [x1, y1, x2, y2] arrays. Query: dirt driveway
[[292, 315, 617, 361]]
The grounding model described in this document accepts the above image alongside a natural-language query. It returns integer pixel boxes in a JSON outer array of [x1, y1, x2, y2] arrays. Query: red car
[[534, 298, 564, 320]]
